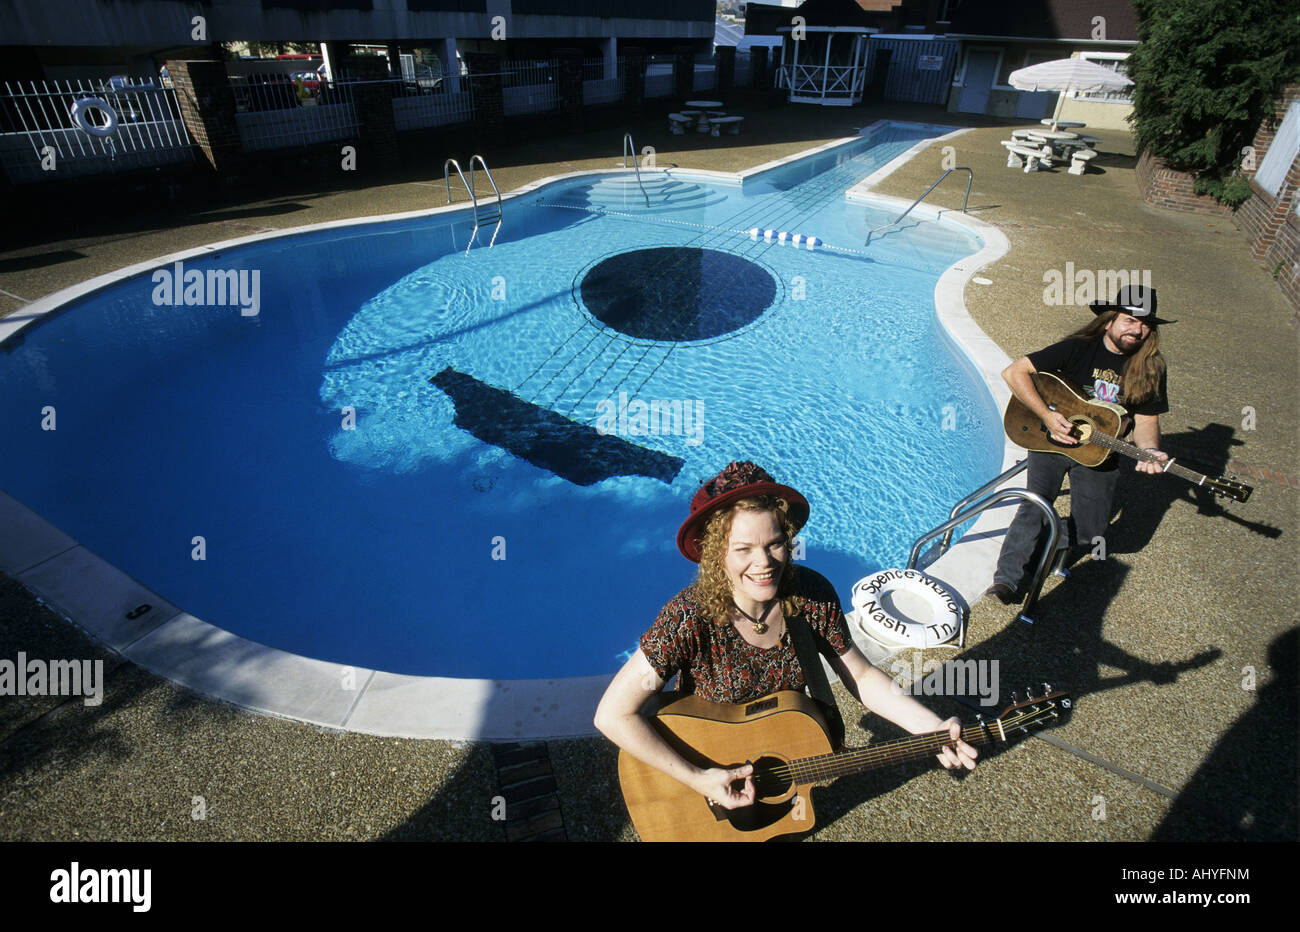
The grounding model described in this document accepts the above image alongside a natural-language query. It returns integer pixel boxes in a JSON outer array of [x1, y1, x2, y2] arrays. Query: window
[[1077, 53, 1132, 102]]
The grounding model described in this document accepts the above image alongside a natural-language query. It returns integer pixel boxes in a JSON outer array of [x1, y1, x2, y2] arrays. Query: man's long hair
[[1069, 310, 1165, 405]]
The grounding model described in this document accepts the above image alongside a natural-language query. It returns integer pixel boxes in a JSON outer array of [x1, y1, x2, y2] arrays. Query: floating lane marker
[[746, 228, 821, 250]]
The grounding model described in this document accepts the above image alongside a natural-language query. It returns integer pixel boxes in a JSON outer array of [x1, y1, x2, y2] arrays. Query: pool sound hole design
[[579, 247, 777, 341]]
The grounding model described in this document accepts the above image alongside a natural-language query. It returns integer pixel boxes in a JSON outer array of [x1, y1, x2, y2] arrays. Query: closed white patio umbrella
[[1009, 58, 1134, 130]]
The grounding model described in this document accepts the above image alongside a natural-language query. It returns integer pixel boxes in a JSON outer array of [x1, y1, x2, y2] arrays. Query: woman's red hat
[[676, 461, 809, 563]]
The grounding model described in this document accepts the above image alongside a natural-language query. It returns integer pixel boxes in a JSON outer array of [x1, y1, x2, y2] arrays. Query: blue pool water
[[0, 122, 1001, 678]]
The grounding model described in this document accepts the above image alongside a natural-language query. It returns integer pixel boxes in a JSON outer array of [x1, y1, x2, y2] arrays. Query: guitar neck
[[1084, 430, 1208, 485], [788, 723, 996, 784]]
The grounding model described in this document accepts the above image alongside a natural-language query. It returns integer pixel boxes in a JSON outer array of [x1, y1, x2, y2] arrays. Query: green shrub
[[1127, 0, 1300, 204]]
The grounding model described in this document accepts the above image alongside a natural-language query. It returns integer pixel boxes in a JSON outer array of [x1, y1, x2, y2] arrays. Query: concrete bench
[[1068, 147, 1099, 175], [1001, 140, 1053, 172], [710, 116, 744, 136], [667, 112, 692, 135]]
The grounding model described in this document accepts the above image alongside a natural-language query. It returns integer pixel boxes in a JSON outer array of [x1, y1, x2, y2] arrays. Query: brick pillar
[[553, 48, 584, 130], [344, 55, 399, 174], [750, 46, 769, 91], [165, 59, 243, 176], [673, 45, 695, 100], [623, 46, 646, 115], [463, 51, 504, 139], [715, 45, 735, 96]]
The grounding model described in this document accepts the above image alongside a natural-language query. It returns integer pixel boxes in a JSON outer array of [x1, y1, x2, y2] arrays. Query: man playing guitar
[[986, 284, 1172, 604]]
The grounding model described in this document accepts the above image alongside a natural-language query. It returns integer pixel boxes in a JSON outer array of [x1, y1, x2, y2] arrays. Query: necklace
[[733, 599, 777, 634]]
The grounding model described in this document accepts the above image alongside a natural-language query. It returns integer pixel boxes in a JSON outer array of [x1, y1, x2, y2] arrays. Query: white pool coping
[[1, 122, 1022, 740]]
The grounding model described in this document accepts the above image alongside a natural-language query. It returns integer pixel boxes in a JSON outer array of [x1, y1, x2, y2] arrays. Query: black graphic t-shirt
[[1028, 337, 1169, 419]]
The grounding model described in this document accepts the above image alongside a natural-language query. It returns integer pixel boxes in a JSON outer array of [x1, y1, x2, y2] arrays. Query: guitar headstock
[[1206, 475, 1253, 503], [988, 684, 1072, 739]]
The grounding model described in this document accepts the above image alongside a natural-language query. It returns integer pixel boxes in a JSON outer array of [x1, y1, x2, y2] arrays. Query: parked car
[[291, 70, 322, 95]]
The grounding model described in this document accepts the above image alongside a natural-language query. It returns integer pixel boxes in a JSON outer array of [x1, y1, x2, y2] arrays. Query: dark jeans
[[994, 451, 1122, 591]]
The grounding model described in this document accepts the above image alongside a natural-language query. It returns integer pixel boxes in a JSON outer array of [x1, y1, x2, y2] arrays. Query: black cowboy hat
[[1089, 284, 1176, 325]]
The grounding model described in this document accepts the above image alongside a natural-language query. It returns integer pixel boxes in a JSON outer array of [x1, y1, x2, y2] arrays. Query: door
[[956, 49, 999, 113]]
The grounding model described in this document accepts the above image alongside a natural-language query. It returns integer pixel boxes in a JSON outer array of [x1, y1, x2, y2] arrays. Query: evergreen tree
[[1127, 0, 1300, 204]]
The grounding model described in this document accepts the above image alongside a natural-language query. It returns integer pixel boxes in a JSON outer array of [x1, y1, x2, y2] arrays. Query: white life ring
[[70, 97, 118, 137], [850, 569, 962, 649]]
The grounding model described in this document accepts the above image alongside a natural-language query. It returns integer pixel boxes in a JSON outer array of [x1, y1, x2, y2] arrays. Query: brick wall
[[1135, 149, 1233, 216], [750, 47, 768, 91], [716, 46, 735, 95], [344, 56, 399, 174], [552, 48, 584, 132], [673, 45, 695, 100], [1231, 84, 1300, 322], [462, 51, 504, 138], [623, 47, 646, 115], [166, 59, 243, 175]]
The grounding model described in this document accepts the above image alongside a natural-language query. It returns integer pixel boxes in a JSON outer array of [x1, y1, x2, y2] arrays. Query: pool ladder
[[444, 155, 503, 252], [907, 459, 1070, 626], [865, 166, 973, 245], [622, 133, 651, 208]]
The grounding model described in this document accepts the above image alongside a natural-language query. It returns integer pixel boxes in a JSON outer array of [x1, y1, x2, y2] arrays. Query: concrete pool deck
[[1, 101, 1295, 841]]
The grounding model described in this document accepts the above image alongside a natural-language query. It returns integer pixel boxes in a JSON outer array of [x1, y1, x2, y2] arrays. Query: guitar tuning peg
[[1043, 682, 1052, 693], [1010, 690, 1019, 702]]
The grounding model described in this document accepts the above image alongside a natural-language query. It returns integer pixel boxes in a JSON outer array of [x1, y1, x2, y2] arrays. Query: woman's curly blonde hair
[[695, 495, 805, 627]]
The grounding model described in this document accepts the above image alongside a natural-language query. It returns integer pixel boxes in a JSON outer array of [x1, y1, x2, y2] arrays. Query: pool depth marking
[[429, 367, 684, 485]]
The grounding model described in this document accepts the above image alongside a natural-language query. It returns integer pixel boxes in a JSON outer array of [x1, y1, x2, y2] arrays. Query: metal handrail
[[444, 158, 477, 217], [469, 154, 503, 248], [906, 487, 1062, 625], [866, 166, 973, 245], [937, 459, 1028, 556], [444, 158, 482, 253], [445, 157, 503, 252], [469, 154, 503, 222], [622, 132, 650, 208]]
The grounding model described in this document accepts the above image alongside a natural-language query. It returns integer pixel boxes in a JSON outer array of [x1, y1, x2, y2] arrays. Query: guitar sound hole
[[579, 247, 777, 341], [750, 755, 793, 799]]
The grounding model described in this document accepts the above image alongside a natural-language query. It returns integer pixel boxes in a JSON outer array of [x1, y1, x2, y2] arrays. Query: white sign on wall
[[1255, 100, 1299, 198]]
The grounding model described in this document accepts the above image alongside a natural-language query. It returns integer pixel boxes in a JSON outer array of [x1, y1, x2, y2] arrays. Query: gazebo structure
[[776, 25, 873, 106]]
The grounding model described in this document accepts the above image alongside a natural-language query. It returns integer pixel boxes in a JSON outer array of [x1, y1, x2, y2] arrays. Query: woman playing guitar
[[594, 461, 977, 816]]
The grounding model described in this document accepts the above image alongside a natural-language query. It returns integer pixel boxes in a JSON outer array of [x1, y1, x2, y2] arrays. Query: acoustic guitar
[[618, 685, 1071, 842], [1004, 372, 1252, 503]]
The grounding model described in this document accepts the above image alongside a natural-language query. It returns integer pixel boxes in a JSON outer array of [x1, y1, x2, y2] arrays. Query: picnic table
[[1005, 127, 1101, 174], [1025, 129, 1080, 144], [1042, 119, 1086, 128]]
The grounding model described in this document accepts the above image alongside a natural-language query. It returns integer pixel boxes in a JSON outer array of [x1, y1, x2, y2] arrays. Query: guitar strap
[[785, 613, 846, 749]]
